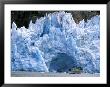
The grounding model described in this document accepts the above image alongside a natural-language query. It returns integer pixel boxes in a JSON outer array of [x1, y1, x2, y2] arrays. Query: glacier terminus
[[11, 11, 100, 74]]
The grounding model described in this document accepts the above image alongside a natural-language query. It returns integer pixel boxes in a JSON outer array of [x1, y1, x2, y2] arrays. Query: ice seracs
[[11, 11, 100, 74]]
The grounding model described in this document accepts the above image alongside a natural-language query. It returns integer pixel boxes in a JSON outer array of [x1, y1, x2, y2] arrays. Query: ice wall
[[11, 11, 100, 73]]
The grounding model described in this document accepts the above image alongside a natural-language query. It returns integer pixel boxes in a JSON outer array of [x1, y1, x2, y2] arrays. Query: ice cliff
[[11, 11, 100, 74]]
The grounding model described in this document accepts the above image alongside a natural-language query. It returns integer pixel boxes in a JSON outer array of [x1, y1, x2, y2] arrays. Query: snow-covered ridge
[[11, 11, 100, 73]]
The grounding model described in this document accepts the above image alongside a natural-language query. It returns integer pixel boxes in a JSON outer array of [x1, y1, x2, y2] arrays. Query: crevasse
[[11, 11, 100, 73]]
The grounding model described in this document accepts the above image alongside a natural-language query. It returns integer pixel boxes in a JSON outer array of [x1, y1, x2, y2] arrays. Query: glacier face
[[11, 11, 100, 74]]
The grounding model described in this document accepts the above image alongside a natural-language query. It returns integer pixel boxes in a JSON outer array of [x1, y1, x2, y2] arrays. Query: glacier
[[11, 11, 100, 74]]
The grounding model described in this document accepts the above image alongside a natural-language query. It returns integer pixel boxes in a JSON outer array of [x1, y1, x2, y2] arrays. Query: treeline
[[11, 11, 100, 28]]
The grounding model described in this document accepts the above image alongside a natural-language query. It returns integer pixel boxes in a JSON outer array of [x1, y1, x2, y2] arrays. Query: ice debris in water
[[11, 11, 100, 73]]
